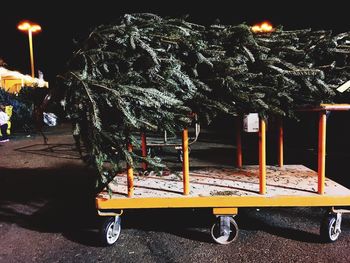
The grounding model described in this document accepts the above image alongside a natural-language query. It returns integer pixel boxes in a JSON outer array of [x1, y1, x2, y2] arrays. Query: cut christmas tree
[[59, 13, 350, 190]]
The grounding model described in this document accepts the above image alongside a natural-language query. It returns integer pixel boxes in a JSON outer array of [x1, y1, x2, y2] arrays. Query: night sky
[[1, 1, 349, 84]]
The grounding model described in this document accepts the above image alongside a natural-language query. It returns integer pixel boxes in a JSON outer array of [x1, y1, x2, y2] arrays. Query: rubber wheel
[[100, 216, 121, 246], [211, 217, 239, 245], [320, 213, 340, 243]]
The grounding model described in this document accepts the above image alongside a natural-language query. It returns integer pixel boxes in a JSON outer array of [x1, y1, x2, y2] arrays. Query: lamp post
[[17, 21, 41, 78]]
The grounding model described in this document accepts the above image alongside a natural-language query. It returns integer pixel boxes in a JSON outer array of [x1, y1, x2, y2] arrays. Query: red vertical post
[[182, 128, 190, 195], [259, 118, 266, 195], [141, 132, 148, 171], [236, 117, 243, 168], [127, 143, 134, 197], [318, 112, 327, 194]]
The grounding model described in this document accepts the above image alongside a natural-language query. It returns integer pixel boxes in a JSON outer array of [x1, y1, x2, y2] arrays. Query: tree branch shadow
[[14, 143, 83, 159]]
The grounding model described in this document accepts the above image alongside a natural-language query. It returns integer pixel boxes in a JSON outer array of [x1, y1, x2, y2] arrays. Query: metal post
[[235, 117, 242, 168], [259, 118, 266, 194], [182, 128, 190, 195], [278, 118, 284, 167], [127, 143, 134, 197], [318, 111, 327, 194], [141, 132, 148, 171]]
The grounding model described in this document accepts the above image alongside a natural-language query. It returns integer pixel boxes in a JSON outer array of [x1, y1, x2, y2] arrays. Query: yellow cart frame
[[96, 104, 350, 245]]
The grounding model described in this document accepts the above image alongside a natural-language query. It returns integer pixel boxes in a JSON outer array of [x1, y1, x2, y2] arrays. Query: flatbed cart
[[96, 104, 350, 246]]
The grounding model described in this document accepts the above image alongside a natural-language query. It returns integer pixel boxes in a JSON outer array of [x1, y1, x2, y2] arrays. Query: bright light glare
[[18, 21, 41, 32], [251, 21, 274, 33]]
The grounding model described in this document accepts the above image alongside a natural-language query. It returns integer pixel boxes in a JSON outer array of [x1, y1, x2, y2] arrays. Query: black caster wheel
[[320, 212, 342, 243], [100, 216, 121, 246], [211, 216, 239, 245]]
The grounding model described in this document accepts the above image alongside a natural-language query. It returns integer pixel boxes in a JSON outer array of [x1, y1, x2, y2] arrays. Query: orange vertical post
[[141, 132, 148, 171], [318, 112, 327, 194], [127, 143, 134, 197], [182, 128, 190, 195], [259, 118, 266, 195], [278, 118, 284, 168], [236, 117, 243, 168]]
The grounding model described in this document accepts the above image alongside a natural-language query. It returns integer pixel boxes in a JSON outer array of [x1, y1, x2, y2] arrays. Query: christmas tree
[[60, 13, 350, 190]]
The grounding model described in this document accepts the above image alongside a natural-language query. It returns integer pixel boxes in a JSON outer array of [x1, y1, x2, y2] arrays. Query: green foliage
[[60, 13, 350, 189]]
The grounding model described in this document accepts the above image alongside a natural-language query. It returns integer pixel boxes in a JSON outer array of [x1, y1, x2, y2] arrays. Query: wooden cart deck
[[96, 165, 350, 209]]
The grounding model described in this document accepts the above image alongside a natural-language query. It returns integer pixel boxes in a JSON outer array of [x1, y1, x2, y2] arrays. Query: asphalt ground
[[1, 122, 350, 263]]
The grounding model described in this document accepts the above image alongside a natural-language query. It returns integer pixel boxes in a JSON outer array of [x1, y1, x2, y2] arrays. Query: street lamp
[[17, 21, 41, 78]]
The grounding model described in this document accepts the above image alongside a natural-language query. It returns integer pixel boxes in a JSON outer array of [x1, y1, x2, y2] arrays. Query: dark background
[[1, 0, 349, 83]]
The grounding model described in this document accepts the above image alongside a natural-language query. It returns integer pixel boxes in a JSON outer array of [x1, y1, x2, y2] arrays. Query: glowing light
[[17, 21, 41, 33], [251, 21, 274, 33]]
